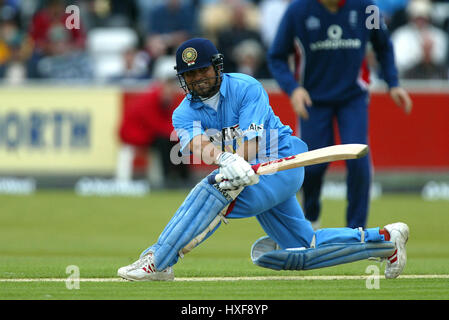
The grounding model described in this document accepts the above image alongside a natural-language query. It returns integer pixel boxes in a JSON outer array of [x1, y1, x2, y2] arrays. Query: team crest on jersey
[[305, 16, 320, 30], [182, 47, 198, 66]]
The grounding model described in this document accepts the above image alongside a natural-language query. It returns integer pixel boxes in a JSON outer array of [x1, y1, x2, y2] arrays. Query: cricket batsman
[[118, 38, 409, 281]]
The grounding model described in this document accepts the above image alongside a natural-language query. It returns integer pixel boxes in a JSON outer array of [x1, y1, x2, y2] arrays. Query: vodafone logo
[[327, 25, 343, 40], [310, 24, 361, 51]]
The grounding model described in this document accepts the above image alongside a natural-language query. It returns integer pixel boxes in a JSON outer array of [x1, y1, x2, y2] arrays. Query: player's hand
[[389, 87, 412, 114], [290, 87, 312, 120], [216, 152, 259, 190]]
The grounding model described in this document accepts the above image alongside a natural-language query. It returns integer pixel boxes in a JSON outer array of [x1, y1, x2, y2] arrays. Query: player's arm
[[236, 137, 258, 163], [266, 4, 311, 118], [368, 6, 412, 113], [189, 135, 259, 190], [370, 29, 399, 89], [189, 134, 258, 164], [266, 4, 299, 96], [173, 108, 256, 165], [189, 134, 222, 165]]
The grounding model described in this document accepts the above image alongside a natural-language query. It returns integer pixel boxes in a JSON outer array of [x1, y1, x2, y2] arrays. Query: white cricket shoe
[[383, 222, 409, 279], [117, 253, 174, 281]]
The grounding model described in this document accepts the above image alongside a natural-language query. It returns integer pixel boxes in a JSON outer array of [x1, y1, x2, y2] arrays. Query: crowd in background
[[0, 0, 448, 85]]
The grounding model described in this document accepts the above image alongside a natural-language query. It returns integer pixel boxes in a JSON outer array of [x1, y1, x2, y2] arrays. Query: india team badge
[[182, 47, 198, 66]]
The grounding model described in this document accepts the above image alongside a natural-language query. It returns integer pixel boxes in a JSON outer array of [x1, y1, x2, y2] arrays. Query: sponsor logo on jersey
[[310, 24, 361, 51], [207, 123, 264, 152]]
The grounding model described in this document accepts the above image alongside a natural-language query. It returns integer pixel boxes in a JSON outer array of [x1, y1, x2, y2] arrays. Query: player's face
[[182, 65, 220, 98]]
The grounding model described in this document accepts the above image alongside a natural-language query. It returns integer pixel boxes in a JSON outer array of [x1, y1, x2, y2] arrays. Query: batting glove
[[217, 152, 259, 190]]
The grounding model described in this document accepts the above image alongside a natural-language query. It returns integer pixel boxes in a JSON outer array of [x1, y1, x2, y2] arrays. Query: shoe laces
[[137, 254, 156, 273], [368, 247, 397, 265], [368, 256, 386, 265]]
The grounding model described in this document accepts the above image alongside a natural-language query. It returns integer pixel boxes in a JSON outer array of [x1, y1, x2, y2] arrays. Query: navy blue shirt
[[267, 0, 399, 104]]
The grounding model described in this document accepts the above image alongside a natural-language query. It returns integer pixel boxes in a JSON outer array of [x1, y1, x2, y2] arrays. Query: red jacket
[[29, 9, 85, 52], [119, 83, 179, 146]]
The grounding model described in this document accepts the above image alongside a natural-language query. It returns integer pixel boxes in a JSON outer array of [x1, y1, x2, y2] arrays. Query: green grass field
[[1, 190, 448, 300]]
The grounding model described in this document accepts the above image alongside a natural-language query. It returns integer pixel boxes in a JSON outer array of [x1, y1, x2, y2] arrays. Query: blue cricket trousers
[[299, 92, 371, 228], [226, 134, 381, 249]]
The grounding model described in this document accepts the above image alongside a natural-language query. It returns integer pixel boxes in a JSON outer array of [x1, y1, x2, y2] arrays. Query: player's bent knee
[[142, 172, 242, 271]]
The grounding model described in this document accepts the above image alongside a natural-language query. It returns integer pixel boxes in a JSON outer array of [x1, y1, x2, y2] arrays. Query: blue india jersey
[[172, 73, 293, 162], [267, 0, 399, 103]]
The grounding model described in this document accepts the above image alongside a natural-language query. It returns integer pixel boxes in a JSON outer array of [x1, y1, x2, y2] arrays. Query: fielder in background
[[267, 0, 413, 229], [118, 38, 409, 281]]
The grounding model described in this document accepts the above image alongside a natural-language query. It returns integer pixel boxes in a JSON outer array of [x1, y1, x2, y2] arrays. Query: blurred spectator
[[144, 35, 169, 78], [216, 1, 266, 74], [81, 0, 139, 30], [135, 0, 162, 36], [0, 3, 33, 83], [375, 0, 409, 18], [375, 0, 410, 31], [15, 0, 41, 31], [109, 46, 150, 85], [136, 0, 195, 37], [198, 1, 233, 42], [144, 0, 197, 78], [28, 0, 86, 56], [35, 25, 93, 80], [391, 0, 448, 79], [0, 0, 20, 17], [232, 38, 270, 78], [116, 56, 190, 188], [198, 0, 260, 44], [146, 0, 196, 54], [259, 0, 290, 49]]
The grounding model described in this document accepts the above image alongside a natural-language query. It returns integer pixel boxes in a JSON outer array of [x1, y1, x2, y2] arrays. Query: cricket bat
[[208, 143, 369, 184]]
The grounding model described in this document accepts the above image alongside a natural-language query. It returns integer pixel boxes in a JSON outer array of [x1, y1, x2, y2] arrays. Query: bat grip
[[207, 173, 224, 184], [207, 164, 260, 184]]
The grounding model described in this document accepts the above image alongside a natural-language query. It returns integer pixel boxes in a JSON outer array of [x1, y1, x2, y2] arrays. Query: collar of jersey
[[188, 73, 227, 110], [318, 0, 346, 8]]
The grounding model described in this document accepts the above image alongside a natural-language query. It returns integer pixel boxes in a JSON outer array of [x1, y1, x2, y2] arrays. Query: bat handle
[[207, 173, 224, 184], [207, 164, 259, 184]]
